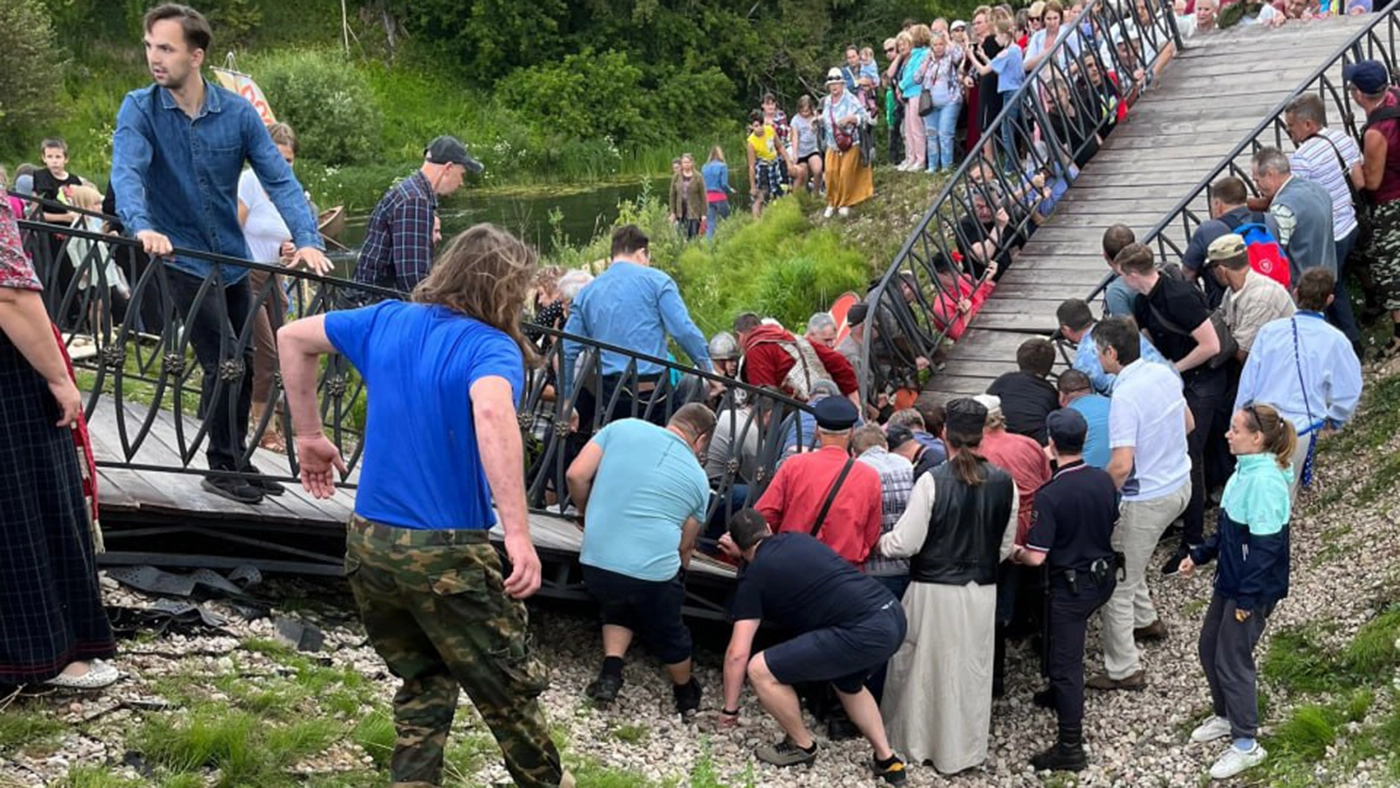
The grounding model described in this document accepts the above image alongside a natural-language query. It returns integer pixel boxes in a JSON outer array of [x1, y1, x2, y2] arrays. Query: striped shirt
[[857, 447, 914, 577], [1290, 127, 1362, 241]]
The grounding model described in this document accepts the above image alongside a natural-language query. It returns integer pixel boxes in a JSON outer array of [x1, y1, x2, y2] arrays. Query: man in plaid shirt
[[851, 424, 915, 704], [352, 136, 481, 293]]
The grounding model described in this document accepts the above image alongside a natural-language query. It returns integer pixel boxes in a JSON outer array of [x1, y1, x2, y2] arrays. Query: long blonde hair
[[412, 223, 540, 366]]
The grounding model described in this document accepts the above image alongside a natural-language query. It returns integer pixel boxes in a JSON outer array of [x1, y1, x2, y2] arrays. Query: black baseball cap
[[1046, 408, 1088, 453], [425, 136, 484, 174]]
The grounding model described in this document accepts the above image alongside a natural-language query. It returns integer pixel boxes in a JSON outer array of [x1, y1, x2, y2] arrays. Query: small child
[[968, 17, 1024, 169], [33, 138, 82, 225]]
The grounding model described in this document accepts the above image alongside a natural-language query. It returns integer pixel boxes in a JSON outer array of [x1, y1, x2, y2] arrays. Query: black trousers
[[1183, 368, 1230, 546], [1047, 574, 1116, 733], [598, 374, 670, 427], [167, 269, 255, 472]]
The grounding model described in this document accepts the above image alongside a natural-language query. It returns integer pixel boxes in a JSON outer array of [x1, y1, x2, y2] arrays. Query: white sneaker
[[1209, 742, 1266, 779], [822, 206, 836, 219], [1190, 715, 1232, 743], [838, 207, 850, 217]]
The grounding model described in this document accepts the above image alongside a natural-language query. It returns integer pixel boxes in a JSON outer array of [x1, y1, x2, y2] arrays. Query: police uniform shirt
[[1023, 461, 1118, 571]]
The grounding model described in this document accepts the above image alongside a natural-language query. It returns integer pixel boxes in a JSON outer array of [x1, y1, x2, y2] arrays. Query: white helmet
[[708, 331, 741, 361]]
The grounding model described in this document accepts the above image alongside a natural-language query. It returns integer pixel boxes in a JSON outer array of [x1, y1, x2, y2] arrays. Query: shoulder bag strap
[[810, 457, 857, 537], [1146, 300, 1191, 338]]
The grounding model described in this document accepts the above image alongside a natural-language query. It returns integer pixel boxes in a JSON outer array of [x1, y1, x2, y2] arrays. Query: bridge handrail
[[1084, 4, 1400, 304], [859, 0, 1182, 398], [12, 203, 814, 531]]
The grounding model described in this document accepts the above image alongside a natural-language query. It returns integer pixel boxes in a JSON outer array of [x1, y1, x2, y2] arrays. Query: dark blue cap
[[814, 396, 859, 430], [1344, 60, 1389, 95], [1046, 408, 1088, 452]]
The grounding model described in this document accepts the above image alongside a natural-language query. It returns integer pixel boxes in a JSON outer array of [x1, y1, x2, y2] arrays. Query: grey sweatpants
[[1198, 593, 1272, 740]]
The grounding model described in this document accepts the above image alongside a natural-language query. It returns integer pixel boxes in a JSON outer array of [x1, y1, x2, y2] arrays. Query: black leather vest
[[909, 460, 1015, 586]]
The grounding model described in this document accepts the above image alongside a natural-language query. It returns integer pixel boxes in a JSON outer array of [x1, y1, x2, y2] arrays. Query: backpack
[[1221, 212, 1290, 289]]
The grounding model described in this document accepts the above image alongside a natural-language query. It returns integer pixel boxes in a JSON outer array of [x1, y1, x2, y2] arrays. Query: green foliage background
[[7, 0, 974, 203]]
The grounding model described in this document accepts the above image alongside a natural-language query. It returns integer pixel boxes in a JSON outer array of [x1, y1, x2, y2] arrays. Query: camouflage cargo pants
[[345, 516, 567, 788]]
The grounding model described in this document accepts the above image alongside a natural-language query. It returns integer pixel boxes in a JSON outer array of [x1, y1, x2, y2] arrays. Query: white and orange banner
[[212, 66, 277, 126]]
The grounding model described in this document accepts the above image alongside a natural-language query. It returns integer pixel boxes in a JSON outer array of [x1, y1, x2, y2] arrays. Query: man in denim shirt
[[111, 4, 329, 504]]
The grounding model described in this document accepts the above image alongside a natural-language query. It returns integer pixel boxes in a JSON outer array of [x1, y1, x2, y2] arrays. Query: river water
[[333, 174, 749, 258]]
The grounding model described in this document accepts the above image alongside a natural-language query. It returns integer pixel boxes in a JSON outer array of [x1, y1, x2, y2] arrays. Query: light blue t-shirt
[[325, 301, 524, 531], [992, 43, 1025, 94], [1069, 393, 1112, 470], [579, 419, 710, 582]]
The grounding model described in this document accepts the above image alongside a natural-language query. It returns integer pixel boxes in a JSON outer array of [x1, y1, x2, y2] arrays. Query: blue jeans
[[706, 200, 730, 242], [924, 101, 961, 171], [999, 91, 1021, 168], [1329, 229, 1361, 346]]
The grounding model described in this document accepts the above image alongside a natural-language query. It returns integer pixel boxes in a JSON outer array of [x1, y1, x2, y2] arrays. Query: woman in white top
[[236, 122, 305, 452], [819, 68, 874, 218], [788, 95, 824, 195]]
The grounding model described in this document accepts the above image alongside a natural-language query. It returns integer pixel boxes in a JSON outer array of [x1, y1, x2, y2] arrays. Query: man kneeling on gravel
[[716, 509, 909, 784], [565, 404, 715, 717]]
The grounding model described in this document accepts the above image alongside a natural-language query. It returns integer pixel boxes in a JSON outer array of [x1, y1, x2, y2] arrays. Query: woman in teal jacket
[[1180, 403, 1296, 783]]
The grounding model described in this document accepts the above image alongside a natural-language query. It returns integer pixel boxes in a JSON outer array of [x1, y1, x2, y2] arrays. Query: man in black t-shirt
[[1117, 243, 1228, 576], [987, 337, 1060, 444], [717, 510, 908, 784], [1012, 409, 1119, 773], [956, 186, 1023, 281]]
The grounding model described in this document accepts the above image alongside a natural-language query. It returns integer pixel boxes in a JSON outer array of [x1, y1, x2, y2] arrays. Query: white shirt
[[1290, 127, 1362, 240], [238, 168, 291, 264], [1109, 358, 1191, 501]]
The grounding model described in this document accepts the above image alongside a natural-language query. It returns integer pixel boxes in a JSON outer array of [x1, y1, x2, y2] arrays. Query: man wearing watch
[[716, 509, 908, 784]]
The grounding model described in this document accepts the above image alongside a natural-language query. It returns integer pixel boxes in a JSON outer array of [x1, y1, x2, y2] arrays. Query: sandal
[[1379, 337, 1400, 362]]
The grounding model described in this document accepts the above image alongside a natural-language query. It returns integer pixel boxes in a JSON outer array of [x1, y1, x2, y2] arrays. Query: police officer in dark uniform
[[1012, 408, 1120, 772]]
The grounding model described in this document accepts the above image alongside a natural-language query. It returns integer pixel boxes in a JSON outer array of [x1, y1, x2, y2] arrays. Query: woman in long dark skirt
[[0, 187, 117, 690]]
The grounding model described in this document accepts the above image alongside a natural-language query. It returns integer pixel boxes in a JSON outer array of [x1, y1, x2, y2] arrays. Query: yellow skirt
[[825, 147, 874, 209]]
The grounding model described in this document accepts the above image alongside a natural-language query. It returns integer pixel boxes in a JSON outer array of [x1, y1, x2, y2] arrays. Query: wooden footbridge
[[17, 0, 1399, 620]]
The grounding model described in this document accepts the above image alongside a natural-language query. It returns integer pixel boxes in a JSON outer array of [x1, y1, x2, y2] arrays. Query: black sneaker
[[202, 475, 264, 504], [585, 672, 624, 706], [1031, 741, 1087, 772], [873, 754, 907, 784], [672, 677, 702, 718], [1161, 543, 1193, 575], [826, 714, 860, 741], [244, 464, 286, 496]]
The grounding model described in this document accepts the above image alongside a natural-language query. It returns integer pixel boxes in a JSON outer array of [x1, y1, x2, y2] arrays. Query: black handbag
[[918, 90, 935, 117]]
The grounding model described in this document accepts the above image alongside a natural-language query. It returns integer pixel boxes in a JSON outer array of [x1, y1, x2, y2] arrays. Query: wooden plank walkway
[[927, 16, 1369, 400], [86, 395, 737, 581]]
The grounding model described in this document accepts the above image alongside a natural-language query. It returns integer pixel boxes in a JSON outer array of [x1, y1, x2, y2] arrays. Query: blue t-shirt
[[580, 419, 710, 582], [992, 44, 1025, 94], [1069, 394, 1112, 470], [324, 301, 525, 531]]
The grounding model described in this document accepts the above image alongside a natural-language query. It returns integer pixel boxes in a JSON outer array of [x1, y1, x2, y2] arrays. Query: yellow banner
[[211, 67, 277, 125]]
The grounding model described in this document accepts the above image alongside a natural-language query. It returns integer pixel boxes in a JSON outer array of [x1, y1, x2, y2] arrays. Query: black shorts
[[581, 564, 692, 665], [798, 151, 823, 171], [763, 601, 906, 694]]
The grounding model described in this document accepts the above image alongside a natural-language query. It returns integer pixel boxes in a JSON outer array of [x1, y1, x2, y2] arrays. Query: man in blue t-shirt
[[565, 405, 714, 716], [278, 224, 571, 788], [1057, 370, 1111, 469], [716, 510, 909, 784]]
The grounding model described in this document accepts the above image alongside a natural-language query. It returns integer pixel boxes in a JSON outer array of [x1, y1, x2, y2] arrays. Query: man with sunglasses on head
[[352, 135, 483, 294]]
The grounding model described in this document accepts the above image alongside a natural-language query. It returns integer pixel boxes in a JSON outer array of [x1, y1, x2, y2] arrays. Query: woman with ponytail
[[1180, 403, 1296, 781]]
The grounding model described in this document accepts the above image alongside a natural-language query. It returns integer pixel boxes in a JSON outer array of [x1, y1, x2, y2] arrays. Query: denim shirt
[[701, 160, 732, 196], [111, 80, 321, 284]]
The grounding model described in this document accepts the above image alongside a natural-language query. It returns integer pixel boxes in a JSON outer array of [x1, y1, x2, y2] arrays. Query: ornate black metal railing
[[1088, 4, 1400, 304], [14, 194, 813, 533], [860, 0, 1181, 397]]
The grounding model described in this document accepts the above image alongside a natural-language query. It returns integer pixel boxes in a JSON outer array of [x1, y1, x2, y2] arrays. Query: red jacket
[[756, 445, 883, 565], [740, 324, 859, 396], [931, 274, 995, 341]]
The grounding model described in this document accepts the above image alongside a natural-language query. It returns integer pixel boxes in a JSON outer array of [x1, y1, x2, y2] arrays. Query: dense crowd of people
[[0, 2, 1393, 788]]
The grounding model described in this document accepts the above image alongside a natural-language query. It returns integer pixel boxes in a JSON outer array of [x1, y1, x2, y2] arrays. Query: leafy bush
[[0, 0, 67, 142], [498, 49, 649, 144], [248, 50, 384, 167]]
